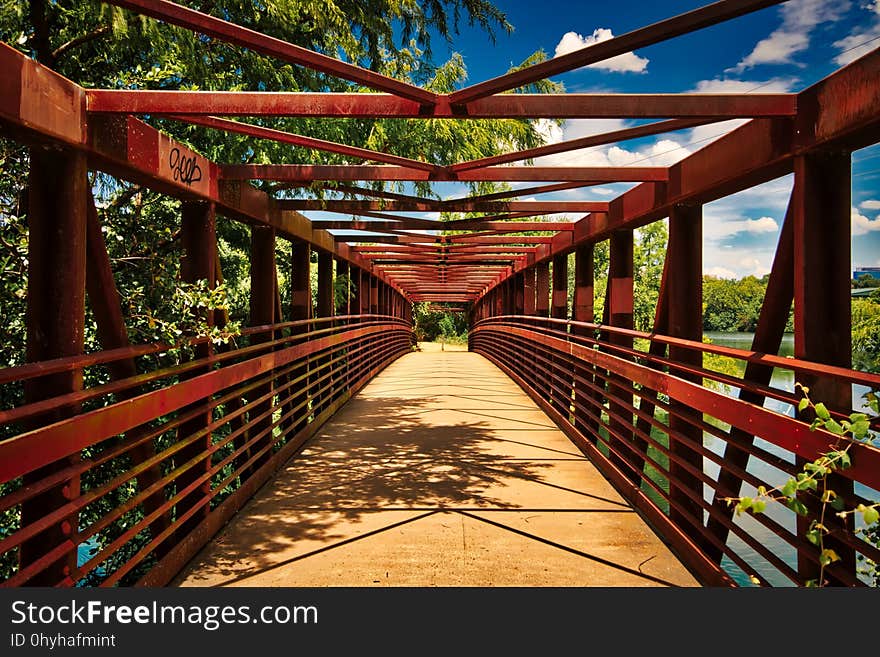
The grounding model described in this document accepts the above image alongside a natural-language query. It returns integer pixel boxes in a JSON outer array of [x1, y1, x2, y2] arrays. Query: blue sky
[[409, 0, 880, 278]]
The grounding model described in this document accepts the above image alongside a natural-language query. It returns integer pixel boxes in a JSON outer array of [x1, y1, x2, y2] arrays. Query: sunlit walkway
[[176, 347, 698, 587]]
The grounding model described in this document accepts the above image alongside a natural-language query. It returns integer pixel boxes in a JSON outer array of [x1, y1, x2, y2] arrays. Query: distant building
[[853, 267, 880, 281]]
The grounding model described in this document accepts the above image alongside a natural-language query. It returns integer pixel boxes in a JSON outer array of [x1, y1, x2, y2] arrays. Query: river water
[[701, 331, 876, 586]]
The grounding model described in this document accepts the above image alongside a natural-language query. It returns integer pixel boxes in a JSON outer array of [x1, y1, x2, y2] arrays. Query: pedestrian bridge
[[1, 0, 879, 588]]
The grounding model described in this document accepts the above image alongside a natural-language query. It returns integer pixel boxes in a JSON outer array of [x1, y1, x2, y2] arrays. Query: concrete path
[[176, 349, 698, 587]]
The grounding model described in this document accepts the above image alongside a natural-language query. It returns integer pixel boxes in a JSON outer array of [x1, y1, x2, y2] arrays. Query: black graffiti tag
[[169, 147, 203, 186]]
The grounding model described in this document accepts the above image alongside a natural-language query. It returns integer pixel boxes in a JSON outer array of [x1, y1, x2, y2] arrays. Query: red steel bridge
[[0, 0, 879, 587]]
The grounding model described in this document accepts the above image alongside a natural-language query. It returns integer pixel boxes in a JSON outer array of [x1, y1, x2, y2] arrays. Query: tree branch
[[52, 25, 112, 63]]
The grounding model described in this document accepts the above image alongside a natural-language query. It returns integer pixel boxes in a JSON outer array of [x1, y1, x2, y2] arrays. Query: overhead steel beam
[[446, 182, 597, 203], [165, 114, 441, 172], [314, 221, 574, 231], [278, 199, 608, 213], [86, 90, 796, 119], [223, 164, 667, 182]]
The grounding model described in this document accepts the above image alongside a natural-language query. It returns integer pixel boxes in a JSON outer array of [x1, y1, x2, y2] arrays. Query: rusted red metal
[[88, 90, 796, 119], [19, 147, 88, 585], [167, 114, 442, 173], [280, 199, 608, 213], [222, 164, 668, 182], [792, 151, 855, 583], [666, 204, 704, 538]]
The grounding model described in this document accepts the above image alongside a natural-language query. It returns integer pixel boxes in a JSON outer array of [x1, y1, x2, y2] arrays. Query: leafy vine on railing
[[726, 384, 880, 586]]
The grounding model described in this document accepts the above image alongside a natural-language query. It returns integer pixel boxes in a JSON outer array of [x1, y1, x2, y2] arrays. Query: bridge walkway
[[176, 345, 698, 587]]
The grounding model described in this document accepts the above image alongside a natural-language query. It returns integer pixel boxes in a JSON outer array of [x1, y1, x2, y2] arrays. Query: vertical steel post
[[351, 266, 362, 317], [793, 150, 854, 584], [608, 230, 634, 474], [667, 204, 705, 537], [171, 201, 217, 542], [316, 251, 333, 412], [551, 254, 569, 414], [247, 223, 276, 475], [514, 272, 525, 315], [534, 261, 552, 399], [573, 244, 594, 432], [20, 147, 87, 585], [535, 261, 550, 317], [370, 275, 379, 314], [523, 268, 536, 316], [551, 254, 568, 320], [290, 239, 311, 431]]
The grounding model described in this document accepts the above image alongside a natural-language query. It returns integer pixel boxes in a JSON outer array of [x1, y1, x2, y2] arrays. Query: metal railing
[[0, 315, 414, 586], [471, 315, 880, 586]]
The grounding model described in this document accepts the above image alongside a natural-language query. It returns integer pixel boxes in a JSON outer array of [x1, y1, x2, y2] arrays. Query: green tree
[[633, 221, 667, 332]]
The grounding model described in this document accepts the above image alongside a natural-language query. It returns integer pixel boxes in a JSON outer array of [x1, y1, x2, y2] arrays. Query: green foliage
[[413, 303, 467, 341], [852, 273, 879, 289], [334, 272, 356, 314], [702, 274, 779, 332], [633, 221, 668, 332], [852, 295, 880, 373], [727, 385, 879, 587]]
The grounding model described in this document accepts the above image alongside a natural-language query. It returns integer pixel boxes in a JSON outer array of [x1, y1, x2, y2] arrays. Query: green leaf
[[824, 419, 844, 435], [849, 417, 870, 439], [751, 499, 766, 514], [862, 506, 880, 526], [819, 549, 840, 567], [781, 479, 797, 497], [786, 498, 809, 516], [814, 403, 831, 421], [806, 528, 821, 546], [797, 398, 809, 412]]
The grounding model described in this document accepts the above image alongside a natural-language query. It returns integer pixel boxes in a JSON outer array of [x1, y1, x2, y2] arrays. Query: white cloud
[[705, 266, 739, 279], [730, 0, 851, 72], [563, 118, 631, 139], [691, 77, 799, 93], [702, 246, 775, 278], [733, 32, 809, 70], [833, 21, 880, 66], [736, 216, 779, 234], [703, 215, 780, 241], [860, 199, 880, 210], [591, 187, 615, 196], [554, 29, 649, 73], [852, 206, 880, 235]]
